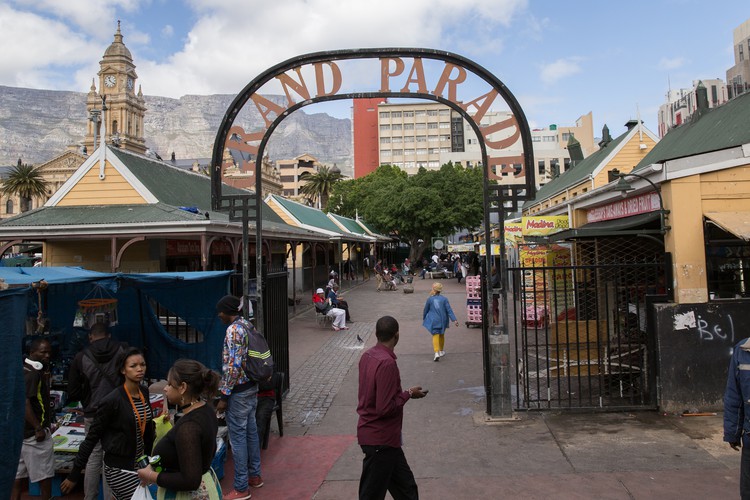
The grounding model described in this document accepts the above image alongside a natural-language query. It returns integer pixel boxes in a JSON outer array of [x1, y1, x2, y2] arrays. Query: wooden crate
[[548, 320, 607, 376]]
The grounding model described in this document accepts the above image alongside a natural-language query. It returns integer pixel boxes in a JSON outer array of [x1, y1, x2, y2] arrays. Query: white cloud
[[658, 56, 688, 70], [161, 24, 174, 38], [539, 57, 582, 85], [137, 0, 529, 97]]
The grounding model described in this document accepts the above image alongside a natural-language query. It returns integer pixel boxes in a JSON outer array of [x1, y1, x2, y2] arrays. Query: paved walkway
[[236, 275, 740, 500]]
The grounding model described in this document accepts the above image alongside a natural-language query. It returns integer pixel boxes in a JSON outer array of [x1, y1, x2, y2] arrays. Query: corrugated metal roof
[[528, 129, 632, 205], [269, 195, 345, 234], [329, 213, 369, 235], [0, 203, 208, 226]]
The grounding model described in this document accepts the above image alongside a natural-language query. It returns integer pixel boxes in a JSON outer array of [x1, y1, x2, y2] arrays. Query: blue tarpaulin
[[0, 267, 234, 497]]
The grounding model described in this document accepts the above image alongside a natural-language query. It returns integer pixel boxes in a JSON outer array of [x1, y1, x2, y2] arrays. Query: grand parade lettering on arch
[[211, 49, 535, 212]]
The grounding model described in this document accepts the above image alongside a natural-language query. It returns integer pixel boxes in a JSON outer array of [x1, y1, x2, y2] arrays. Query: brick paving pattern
[[283, 322, 373, 427]]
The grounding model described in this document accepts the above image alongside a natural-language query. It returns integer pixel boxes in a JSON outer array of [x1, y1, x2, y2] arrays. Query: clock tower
[[83, 21, 147, 155]]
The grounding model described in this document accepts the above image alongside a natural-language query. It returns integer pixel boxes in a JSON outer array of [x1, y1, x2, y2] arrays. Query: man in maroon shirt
[[357, 315, 428, 500]]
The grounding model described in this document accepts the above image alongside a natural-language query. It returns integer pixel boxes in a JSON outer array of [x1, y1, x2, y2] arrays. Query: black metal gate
[[261, 268, 290, 393], [232, 268, 290, 393], [511, 237, 666, 410]]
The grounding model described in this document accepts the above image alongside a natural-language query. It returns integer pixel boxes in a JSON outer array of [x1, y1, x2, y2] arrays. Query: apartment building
[[276, 154, 321, 198], [657, 79, 729, 138], [727, 18, 750, 99]]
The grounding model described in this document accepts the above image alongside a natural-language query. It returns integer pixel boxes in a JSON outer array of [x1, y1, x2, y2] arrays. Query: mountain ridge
[[0, 85, 353, 172]]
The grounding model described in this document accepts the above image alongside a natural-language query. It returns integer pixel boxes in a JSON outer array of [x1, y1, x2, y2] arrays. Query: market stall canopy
[[704, 212, 750, 241], [0, 266, 111, 285], [548, 212, 663, 241]]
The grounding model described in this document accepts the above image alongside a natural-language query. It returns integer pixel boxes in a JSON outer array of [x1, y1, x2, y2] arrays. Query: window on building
[[380, 112, 390, 118], [439, 109, 449, 116], [564, 158, 571, 171], [380, 137, 391, 144], [705, 219, 750, 298], [428, 135, 438, 142], [392, 136, 403, 143], [543, 135, 557, 142], [532, 136, 541, 142], [417, 161, 427, 168], [427, 110, 438, 116], [380, 149, 391, 157], [439, 122, 450, 129], [416, 148, 427, 155], [404, 148, 415, 155], [403, 111, 414, 117], [404, 161, 415, 169], [392, 123, 402, 131], [5, 199, 13, 214], [405, 136, 415, 144], [441, 147, 451, 153], [440, 135, 451, 141], [562, 133, 571, 142], [392, 149, 403, 156], [281, 175, 295, 182], [538, 160, 545, 175], [741, 43, 745, 62], [391, 111, 402, 118], [380, 124, 390, 131], [428, 123, 438, 129], [416, 123, 426, 130], [416, 135, 427, 142], [428, 148, 439, 154], [394, 162, 404, 168], [404, 123, 414, 131], [415, 110, 426, 117], [428, 161, 440, 168]]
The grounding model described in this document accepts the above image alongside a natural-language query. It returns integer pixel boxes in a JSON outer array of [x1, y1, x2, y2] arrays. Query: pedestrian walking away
[[374, 259, 384, 292], [724, 336, 750, 499], [357, 316, 428, 500], [422, 282, 459, 362], [215, 295, 264, 500]]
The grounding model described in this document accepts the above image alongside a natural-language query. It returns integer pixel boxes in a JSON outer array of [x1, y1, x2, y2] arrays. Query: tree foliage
[[329, 162, 485, 260], [298, 165, 344, 208], [1, 159, 49, 212]]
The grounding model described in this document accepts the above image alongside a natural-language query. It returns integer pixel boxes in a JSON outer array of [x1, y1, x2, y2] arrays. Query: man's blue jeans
[[226, 386, 261, 491]]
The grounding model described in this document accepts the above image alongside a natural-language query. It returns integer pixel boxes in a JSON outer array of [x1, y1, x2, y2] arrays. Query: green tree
[[329, 163, 485, 261], [1, 159, 49, 213], [298, 165, 344, 209]]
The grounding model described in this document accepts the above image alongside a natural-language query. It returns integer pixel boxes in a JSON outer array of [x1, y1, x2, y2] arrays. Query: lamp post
[[614, 171, 670, 233]]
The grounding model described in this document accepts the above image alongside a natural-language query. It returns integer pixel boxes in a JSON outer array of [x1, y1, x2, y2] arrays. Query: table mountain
[[0, 85, 352, 172]]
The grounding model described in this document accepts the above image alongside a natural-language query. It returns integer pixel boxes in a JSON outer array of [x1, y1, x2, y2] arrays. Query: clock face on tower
[[104, 75, 116, 88], [126, 77, 134, 90]]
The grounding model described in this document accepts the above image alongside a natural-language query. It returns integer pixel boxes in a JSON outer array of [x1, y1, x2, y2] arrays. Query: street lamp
[[614, 171, 670, 233]]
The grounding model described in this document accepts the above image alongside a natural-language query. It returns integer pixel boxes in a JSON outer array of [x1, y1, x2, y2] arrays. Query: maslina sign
[[210, 48, 536, 216]]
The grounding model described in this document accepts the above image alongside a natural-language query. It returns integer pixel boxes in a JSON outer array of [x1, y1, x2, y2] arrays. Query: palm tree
[[298, 165, 344, 209], [1, 159, 50, 212]]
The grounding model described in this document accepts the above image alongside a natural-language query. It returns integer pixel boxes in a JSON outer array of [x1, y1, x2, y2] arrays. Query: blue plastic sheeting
[[0, 266, 112, 285], [0, 289, 31, 500]]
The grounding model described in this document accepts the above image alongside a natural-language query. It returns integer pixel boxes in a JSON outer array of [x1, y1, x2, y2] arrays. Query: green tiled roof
[[355, 219, 391, 241], [269, 195, 347, 234], [634, 91, 750, 171], [526, 128, 633, 206], [329, 213, 370, 235], [0, 203, 209, 226], [110, 148, 287, 225]]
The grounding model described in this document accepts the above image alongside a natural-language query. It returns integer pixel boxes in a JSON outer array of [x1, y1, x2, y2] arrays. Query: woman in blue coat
[[422, 282, 459, 362]]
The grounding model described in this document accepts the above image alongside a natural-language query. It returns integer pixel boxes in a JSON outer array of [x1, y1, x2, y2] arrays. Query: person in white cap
[[313, 288, 348, 331]]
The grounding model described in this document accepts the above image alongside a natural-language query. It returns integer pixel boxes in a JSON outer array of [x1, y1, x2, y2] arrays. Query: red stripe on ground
[[221, 434, 356, 499]]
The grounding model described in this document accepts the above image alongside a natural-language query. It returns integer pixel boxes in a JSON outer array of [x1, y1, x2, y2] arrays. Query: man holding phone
[[356, 316, 427, 500]]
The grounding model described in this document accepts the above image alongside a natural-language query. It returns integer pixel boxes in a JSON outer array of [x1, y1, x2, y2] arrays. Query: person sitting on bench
[[313, 288, 348, 331], [327, 284, 352, 322]]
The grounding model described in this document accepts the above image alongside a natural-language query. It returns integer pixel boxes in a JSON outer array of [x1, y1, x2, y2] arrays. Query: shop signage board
[[586, 192, 660, 223], [521, 216, 569, 236]]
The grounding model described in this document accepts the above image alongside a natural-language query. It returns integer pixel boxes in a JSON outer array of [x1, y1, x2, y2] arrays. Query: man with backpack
[[67, 322, 126, 500], [215, 295, 270, 500]]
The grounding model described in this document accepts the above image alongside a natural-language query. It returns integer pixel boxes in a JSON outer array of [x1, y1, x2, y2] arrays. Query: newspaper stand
[[465, 275, 482, 328]]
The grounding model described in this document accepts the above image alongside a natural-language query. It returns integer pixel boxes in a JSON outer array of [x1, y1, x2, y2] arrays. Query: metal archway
[[210, 48, 537, 417]]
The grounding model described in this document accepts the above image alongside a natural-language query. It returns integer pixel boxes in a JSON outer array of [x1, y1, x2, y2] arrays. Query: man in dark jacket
[[724, 336, 750, 499], [67, 323, 126, 500]]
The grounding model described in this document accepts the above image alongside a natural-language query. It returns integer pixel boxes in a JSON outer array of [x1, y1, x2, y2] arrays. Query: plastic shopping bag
[[131, 485, 154, 500]]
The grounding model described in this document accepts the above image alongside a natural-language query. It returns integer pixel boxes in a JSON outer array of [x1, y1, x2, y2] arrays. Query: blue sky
[[1, 0, 748, 137]]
